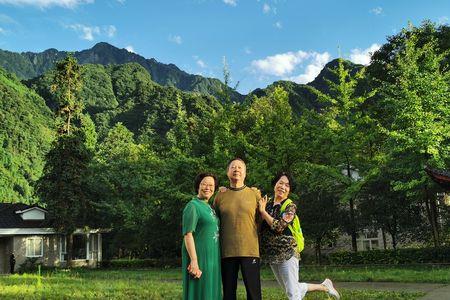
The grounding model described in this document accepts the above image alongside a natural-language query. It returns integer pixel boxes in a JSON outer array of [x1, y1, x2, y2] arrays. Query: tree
[[314, 59, 377, 252], [378, 31, 450, 247], [38, 55, 96, 266], [50, 54, 83, 135]]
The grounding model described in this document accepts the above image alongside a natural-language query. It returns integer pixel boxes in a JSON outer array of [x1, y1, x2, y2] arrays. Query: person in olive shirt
[[214, 158, 262, 300]]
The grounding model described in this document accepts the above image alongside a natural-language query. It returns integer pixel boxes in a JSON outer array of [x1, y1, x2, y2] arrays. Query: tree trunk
[[381, 228, 387, 250], [315, 239, 322, 265], [67, 233, 74, 268], [424, 186, 440, 247], [67, 110, 71, 135], [391, 231, 397, 250], [349, 197, 357, 252], [345, 161, 358, 252]]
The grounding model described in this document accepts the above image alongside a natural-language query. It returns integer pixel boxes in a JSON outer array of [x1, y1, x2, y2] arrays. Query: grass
[[291, 264, 450, 283], [78, 264, 450, 283], [0, 268, 427, 299]]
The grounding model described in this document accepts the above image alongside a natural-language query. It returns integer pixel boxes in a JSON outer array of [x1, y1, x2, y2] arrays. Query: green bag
[[280, 199, 304, 253]]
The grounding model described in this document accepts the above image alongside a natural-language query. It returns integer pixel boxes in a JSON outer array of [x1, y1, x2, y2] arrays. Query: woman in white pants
[[259, 172, 340, 300]]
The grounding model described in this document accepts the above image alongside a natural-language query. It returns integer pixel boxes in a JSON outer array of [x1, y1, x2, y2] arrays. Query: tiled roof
[[0, 203, 51, 228], [425, 166, 450, 190]]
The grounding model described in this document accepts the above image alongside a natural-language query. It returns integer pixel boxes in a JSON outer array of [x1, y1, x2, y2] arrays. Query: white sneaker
[[321, 278, 340, 299]]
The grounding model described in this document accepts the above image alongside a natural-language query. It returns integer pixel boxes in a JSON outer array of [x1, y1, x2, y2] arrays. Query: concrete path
[[260, 280, 450, 299]]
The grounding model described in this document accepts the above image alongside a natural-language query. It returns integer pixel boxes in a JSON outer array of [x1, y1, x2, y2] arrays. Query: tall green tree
[[314, 59, 377, 252], [379, 31, 450, 246], [50, 54, 83, 135], [38, 55, 96, 266]]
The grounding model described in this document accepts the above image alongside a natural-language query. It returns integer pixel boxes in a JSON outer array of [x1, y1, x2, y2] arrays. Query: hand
[[282, 211, 295, 223], [219, 186, 227, 193], [187, 260, 202, 279], [258, 195, 268, 213]]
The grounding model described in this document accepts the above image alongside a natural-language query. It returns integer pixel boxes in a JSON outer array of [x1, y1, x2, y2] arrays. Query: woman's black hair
[[194, 172, 219, 193], [271, 171, 296, 192]]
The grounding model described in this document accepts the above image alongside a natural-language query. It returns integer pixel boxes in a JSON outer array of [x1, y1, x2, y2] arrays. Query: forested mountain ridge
[[0, 67, 54, 202], [27, 62, 223, 140], [0, 42, 244, 102]]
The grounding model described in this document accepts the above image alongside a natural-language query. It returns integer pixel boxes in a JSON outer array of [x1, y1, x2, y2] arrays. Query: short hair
[[271, 171, 296, 192], [194, 172, 219, 193], [226, 157, 246, 170]]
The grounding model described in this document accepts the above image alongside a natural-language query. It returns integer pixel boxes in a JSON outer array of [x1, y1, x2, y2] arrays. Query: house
[[0, 203, 104, 273]]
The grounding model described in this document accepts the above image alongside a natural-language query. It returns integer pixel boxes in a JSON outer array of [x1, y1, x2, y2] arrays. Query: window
[[60, 236, 67, 262], [26, 237, 43, 257], [72, 235, 87, 260]]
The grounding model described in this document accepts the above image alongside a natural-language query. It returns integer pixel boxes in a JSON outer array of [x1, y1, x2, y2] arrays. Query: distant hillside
[[0, 42, 244, 103], [28, 62, 223, 140], [0, 67, 54, 202], [248, 59, 363, 115]]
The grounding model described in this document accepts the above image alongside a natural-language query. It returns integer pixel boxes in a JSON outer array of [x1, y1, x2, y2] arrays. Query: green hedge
[[328, 247, 450, 265], [100, 258, 181, 269]]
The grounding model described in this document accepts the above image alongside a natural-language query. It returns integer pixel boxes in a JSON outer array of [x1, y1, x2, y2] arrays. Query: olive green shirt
[[214, 186, 261, 258]]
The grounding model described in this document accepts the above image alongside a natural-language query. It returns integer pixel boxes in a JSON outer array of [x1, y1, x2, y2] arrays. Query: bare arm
[[259, 198, 296, 233], [184, 232, 202, 279], [259, 195, 275, 226]]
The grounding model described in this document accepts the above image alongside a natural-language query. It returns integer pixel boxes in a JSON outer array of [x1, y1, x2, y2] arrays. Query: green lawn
[[0, 268, 426, 299], [83, 264, 450, 283]]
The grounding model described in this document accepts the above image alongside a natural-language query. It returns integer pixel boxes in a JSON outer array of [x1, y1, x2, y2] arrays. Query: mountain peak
[[91, 42, 118, 52]]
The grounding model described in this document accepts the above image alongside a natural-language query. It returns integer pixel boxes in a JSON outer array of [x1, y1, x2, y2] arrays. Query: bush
[[18, 257, 40, 273], [328, 247, 450, 265], [100, 258, 181, 269]]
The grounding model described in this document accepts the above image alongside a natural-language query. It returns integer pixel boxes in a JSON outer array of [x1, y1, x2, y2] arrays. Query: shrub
[[100, 258, 181, 269], [328, 247, 450, 265]]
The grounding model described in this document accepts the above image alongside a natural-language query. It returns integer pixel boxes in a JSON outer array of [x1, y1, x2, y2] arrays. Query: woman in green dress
[[182, 172, 221, 300]]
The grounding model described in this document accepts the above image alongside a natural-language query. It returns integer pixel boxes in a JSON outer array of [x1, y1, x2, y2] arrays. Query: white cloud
[[251, 50, 331, 84], [105, 25, 116, 37], [349, 43, 381, 65], [0, 14, 16, 24], [370, 7, 383, 15], [0, 27, 5, 35], [125, 45, 134, 53], [251, 50, 310, 76], [274, 21, 282, 29], [286, 52, 331, 84], [0, 0, 93, 9], [244, 46, 252, 54], [68, 24, 100, 41], [169, 34, 182, 45], [197, 59, 207, 68], [67, 23, 116, 41], [263, 3, 270, 13], [438, 16, 449, 25], [193, 55, 207, 68], [223, 0, 236, 6]]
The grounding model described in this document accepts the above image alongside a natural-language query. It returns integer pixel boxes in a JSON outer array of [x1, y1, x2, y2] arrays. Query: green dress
[[182, 197, 221, 300]]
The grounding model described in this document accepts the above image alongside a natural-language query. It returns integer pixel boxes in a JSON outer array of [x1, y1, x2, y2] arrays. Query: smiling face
[[197, 176, 216, 200], [227, 159, 247, 186], [274, 175, 290, 201]]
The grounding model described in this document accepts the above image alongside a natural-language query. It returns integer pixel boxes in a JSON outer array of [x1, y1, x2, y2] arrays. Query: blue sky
[[0, 0, 449, 94]]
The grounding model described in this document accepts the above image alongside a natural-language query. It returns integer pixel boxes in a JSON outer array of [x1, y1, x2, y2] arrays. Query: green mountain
[[0, 42, 244, 102], [28, 62, 223, 140], [249, 59, 363, 115], [0, 67, 54, 202]]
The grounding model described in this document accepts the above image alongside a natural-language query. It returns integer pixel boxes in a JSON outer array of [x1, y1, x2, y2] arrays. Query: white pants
[[270, 256, 308, 300]]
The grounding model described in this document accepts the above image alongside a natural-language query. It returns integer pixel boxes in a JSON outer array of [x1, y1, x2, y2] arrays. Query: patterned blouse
[[260, 198, 299, 264]]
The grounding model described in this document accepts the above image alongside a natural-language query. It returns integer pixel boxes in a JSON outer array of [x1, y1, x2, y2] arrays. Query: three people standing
[[181, 159, 340, 300]]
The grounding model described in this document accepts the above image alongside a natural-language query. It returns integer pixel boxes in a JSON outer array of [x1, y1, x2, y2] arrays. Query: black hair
[[271, 171, 296, 192], [194, 172, 219, 193], [226, 157, 246, 170]]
